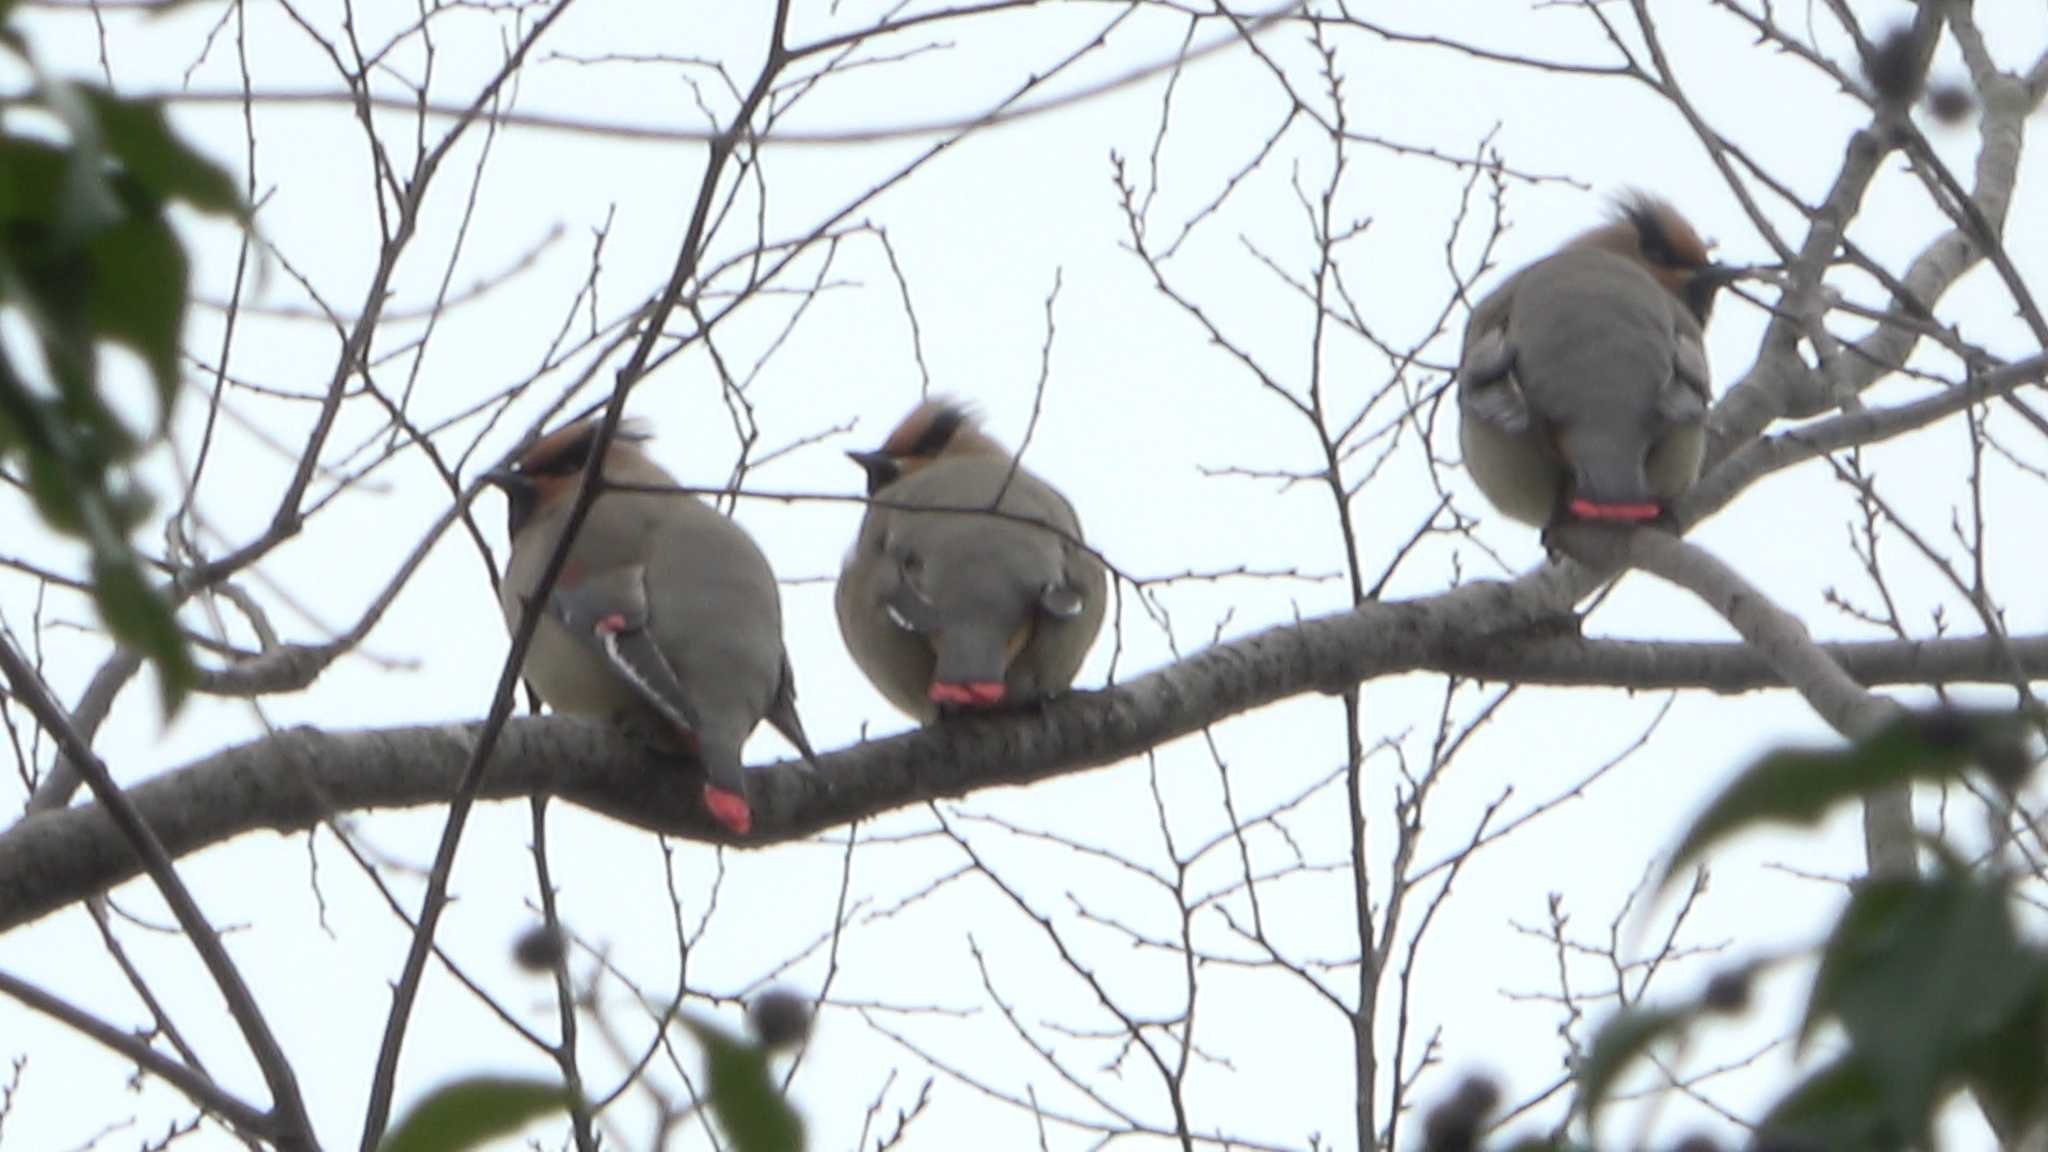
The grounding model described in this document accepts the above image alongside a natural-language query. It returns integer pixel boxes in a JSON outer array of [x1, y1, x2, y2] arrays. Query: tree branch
[[1556, 526, 1915, 877], [0, 640, 316, 1147], [9, 575, 2046, 933], [0, 967, 273, 1139]]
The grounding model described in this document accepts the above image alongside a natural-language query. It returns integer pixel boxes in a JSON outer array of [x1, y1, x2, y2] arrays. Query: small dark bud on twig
[[1862, 25, 1922, 106], [1703, 968, 1752, 1014], [1926, 83, 1975, 125], [513, 924, 566, 972], [1422, 1074, 1502, 1152], [748, 988, 813, 1050]]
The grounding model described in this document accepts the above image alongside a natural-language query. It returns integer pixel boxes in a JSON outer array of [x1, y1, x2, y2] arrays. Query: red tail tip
[[702, 785, 752, 836], [1568, 499, 1662, 522], [929, 681, 1007, 706]]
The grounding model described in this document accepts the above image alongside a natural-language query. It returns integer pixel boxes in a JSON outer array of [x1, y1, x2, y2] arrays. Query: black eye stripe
[[1636, 221, 1679, 267], [503, 484, 539, 538], [907, 407, 965, 457]]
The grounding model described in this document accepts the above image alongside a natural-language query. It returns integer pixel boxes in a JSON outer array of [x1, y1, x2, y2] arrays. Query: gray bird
[[837, 400, 1106, 723], [484, 418, 814, 836], [1458, 195, 1731, 529]]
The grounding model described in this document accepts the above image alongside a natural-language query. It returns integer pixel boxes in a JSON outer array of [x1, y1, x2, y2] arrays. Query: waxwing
[[1457, 194, 1733, 530], [483, 418, 815, 836], [836, 400, 1107, 723]]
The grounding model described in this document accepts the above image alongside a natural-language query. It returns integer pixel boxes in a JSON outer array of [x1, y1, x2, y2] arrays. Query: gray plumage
[[490, 421, 812, 834], [837, 403, 1106, 723], [1457, 196, 1723, 529]]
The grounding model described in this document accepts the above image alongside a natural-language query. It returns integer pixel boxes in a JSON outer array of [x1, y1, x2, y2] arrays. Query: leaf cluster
[[379, 997, 810, 1151], [1437, 710, 2046, 1152], [0, 9, 245, 711]]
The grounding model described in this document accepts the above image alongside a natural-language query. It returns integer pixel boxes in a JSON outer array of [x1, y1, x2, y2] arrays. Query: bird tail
[[1564, 430, 1660, 521], [929, 626, 1013, 708], [692, 732, 754, 836]]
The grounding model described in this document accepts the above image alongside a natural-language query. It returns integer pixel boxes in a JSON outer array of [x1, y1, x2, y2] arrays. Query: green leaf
[[0, 94, 207, 709], [90, 548, 193, 714], [40, 79, 126, 243], [1960, 972, 2048, 1138], [1661, 710, 2031, 890], [2, 141, 98, 392], [18, 424, 84, 532], [77, 86, 243, 216], [0, 354, 193, 714], [86, 204, 188, 416], [0, 137, 67, 220], [1755, 1058, 1899, 1151], [0, 128, 190, 429], [679, 1013, 806, 1152], [1803, 867, 2044, 1144], [1573, 1006, 1691, 1128], [376, 1075, 573, 1152]]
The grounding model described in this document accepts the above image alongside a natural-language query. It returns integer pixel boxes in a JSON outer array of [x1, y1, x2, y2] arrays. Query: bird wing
[[766, 654, 818, 768], [876, 531, 947, 637], [1038, 488, 1104, 617], [1457, 322, 1532, 435], [543, 564, 708, 737], [1662, 324, 1712, 423]]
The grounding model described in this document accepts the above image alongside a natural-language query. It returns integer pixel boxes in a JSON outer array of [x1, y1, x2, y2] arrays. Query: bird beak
[[1682, 262, 1746, 325], [480, 466, 524, 491], [481, 465, 539, 537], [846, 449, 899, 495]]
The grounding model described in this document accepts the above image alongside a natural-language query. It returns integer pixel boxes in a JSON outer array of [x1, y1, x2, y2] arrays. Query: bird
[[836, 399, 1106, 723], [1456, 194, 1732, 532], [483, 417, 815, 837]]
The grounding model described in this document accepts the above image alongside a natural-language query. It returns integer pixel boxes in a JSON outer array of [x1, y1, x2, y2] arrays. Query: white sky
[[2, 1, 2045, 1149]]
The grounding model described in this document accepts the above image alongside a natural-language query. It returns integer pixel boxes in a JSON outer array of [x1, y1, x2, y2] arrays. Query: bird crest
[[1614, 191, 1712, 272], [514, 417, 655, 478], [850, 397, 1008, 493], [1572, 193, 1724, 323], [879, 398, 996, 460]]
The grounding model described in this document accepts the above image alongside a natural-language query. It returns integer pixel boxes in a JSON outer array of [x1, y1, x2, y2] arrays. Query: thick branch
[[1560, 527, 1914, 876], [7, 577, 2045, 933]]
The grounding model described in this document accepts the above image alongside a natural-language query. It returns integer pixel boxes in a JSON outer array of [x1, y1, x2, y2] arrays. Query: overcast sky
[[3, 1, 2045, 1149]]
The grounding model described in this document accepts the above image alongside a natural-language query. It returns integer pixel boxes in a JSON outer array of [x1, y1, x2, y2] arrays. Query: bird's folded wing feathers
[[546, 566, 707, 736], [768, 655, 819, 768], [1660, 331, 1713, 423], [1039, 580, 1085, 619], [880, 561, 944, 635], [1457, 329, 1531, 433]]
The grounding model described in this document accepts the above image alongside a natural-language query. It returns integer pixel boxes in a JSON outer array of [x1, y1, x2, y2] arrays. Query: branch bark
[[1557, 526, 1917, 875], [8, 572, 2045, 933]]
